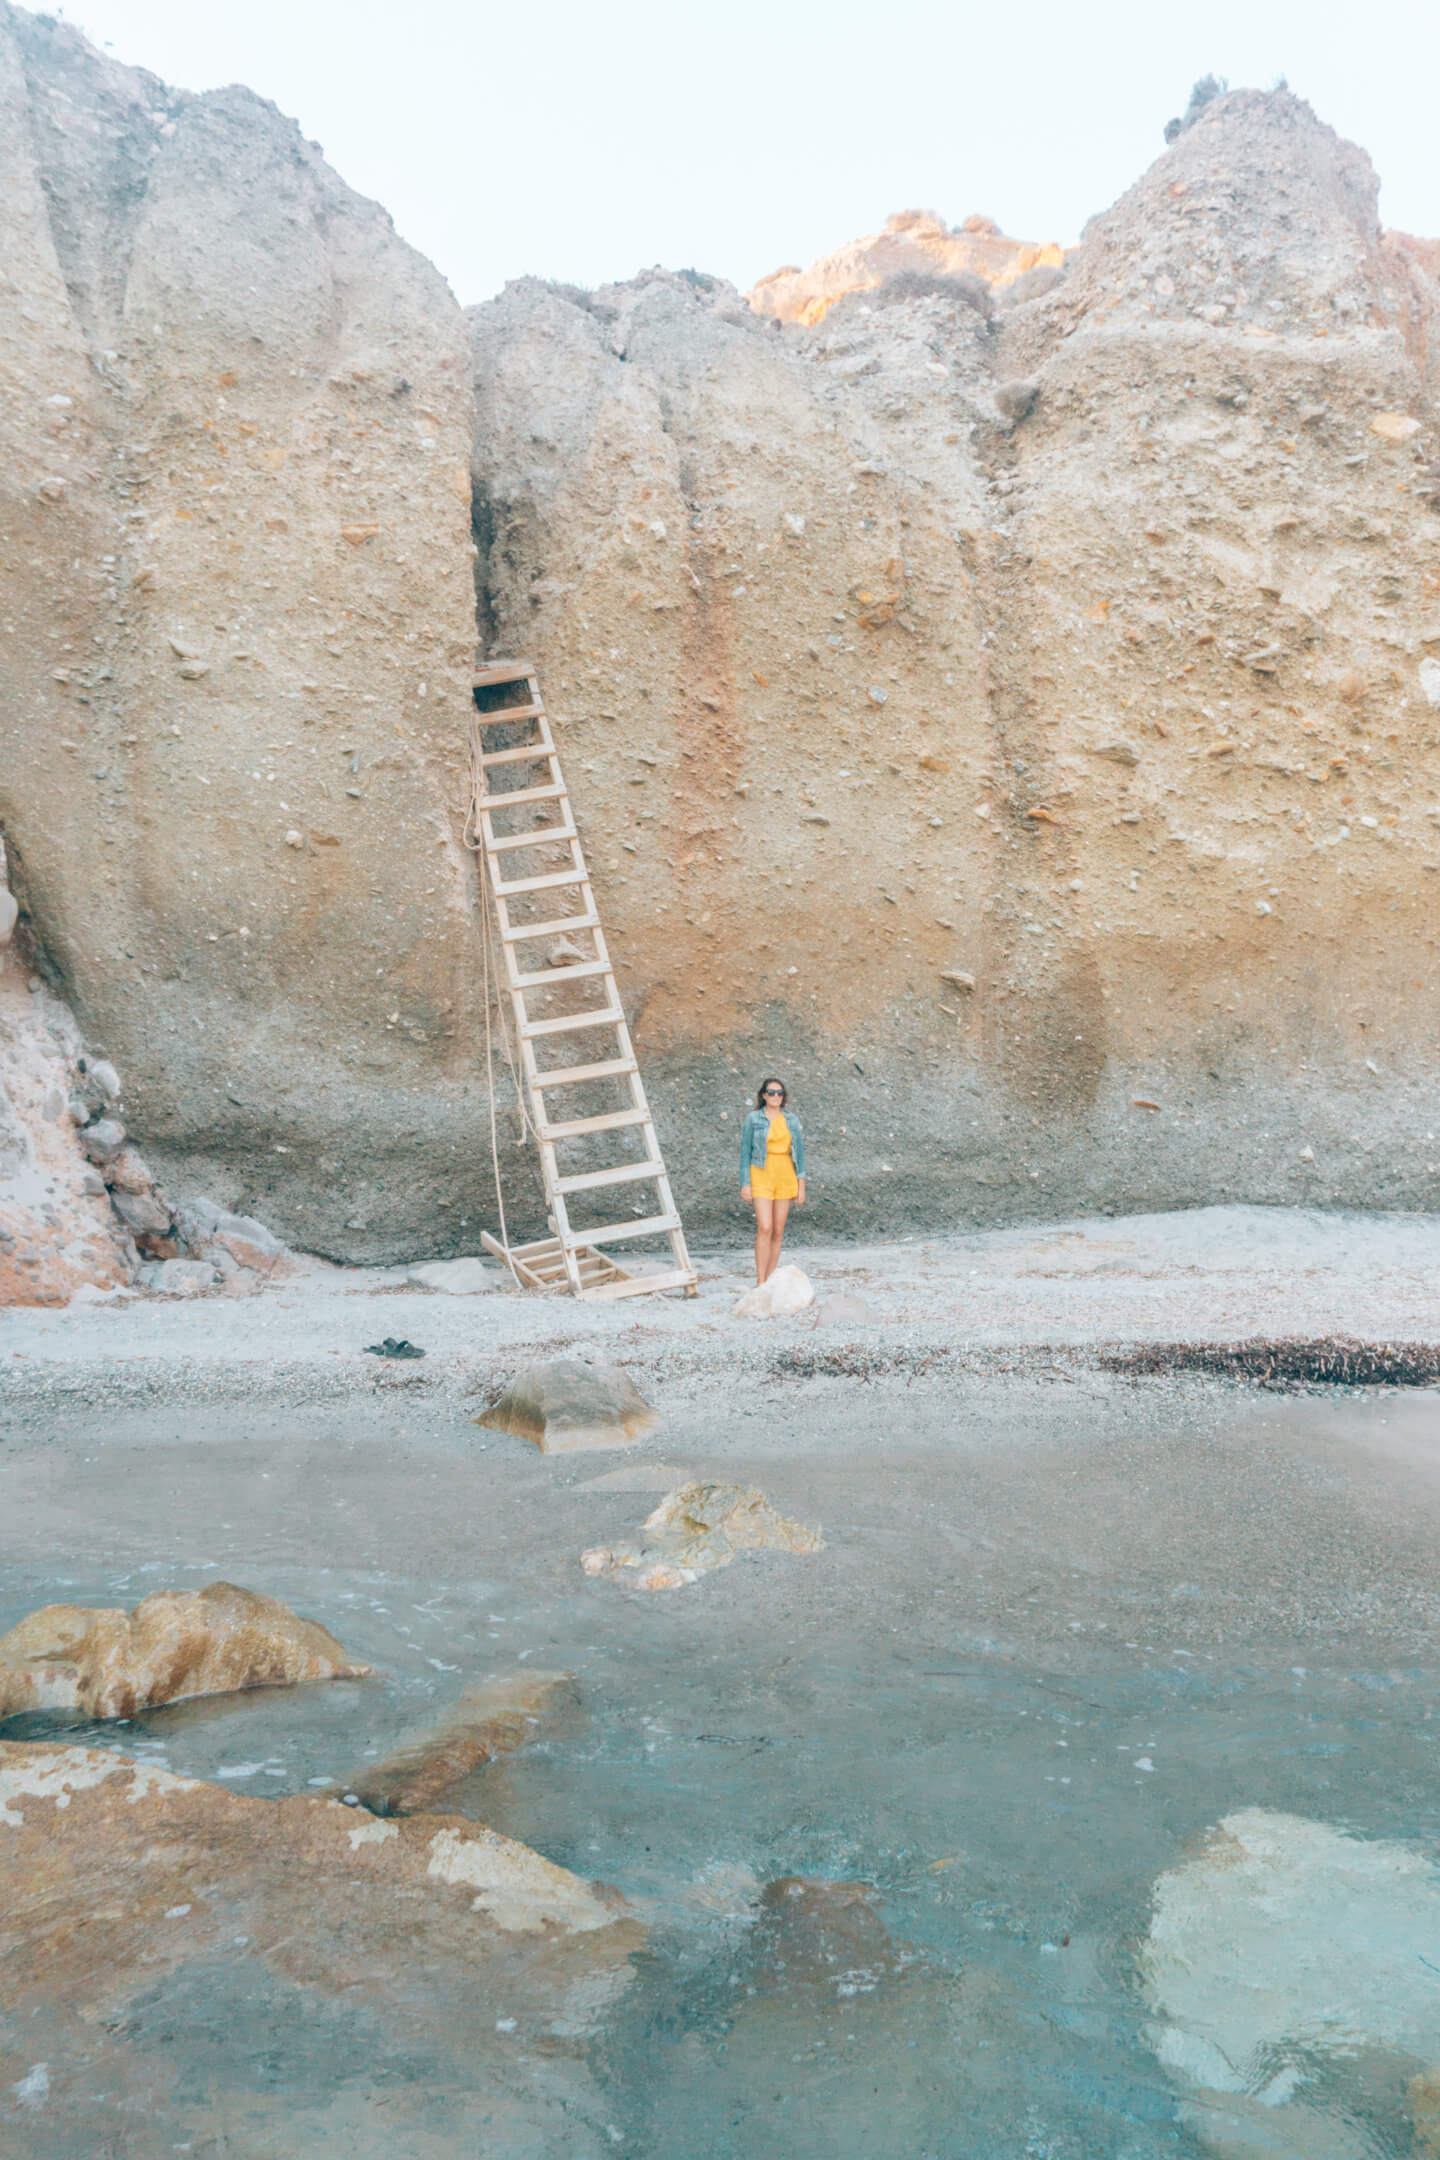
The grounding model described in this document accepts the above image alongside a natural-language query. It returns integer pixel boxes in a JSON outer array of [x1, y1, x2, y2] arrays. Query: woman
[[740, 1076, 807, 1286]]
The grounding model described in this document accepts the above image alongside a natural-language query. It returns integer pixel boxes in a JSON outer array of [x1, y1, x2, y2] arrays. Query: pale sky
[[55, 0, 1440, 308]]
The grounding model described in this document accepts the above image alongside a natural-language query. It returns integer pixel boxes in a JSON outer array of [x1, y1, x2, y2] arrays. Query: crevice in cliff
[[470, 478, 500, 652]]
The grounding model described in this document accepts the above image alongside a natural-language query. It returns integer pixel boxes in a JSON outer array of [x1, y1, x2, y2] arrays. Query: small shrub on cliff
[[1164, 73, 1228, 142]]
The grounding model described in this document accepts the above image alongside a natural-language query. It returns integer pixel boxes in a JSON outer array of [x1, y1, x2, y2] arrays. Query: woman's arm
[[739, 1111, 755, 1189], [790, 1118, 806, 1178]]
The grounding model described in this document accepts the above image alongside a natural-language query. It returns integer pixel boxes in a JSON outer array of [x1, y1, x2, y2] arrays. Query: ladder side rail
[[472, 663, 695, 1299]]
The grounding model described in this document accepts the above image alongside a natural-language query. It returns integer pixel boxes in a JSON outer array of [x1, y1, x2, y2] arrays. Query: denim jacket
[[739, 1107, 806, 1186]]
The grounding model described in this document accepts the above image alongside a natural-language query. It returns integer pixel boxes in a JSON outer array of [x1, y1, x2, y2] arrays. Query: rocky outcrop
[[749, 209, 1065, 326], [0, 1739, 639, 2153], [0, 843, 307, 1297], [0, 3, 482, 1265], [0, 919, 133, 1303], [469, 88, 1440, 1235], [0, 1582, 368, 1719]]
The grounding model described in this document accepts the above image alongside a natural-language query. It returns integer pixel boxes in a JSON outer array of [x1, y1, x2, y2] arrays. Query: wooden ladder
[[469, 659, 697, 1302]]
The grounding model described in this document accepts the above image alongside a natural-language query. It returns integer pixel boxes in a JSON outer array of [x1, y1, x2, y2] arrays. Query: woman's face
[[762, 1084, 785, 1114]]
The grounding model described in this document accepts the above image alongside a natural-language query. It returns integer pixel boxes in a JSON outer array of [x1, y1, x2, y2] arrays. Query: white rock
[[88, 1059, 121, 1099], [0, 888, 17, 945], [1419, 657, 1440, 711], [1143, 1807, 1440, 2106], [407, 1256, 496, 1295], [734, 1265, 815, 1319]]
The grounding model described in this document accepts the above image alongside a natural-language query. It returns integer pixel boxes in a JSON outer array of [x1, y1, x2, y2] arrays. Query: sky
[[55, 0, 1440, 308]]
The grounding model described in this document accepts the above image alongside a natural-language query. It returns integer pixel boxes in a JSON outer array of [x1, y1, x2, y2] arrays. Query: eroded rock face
[[0, 3, 484, 1263], [0, 949, 133, 1303], [0, 1740, 639, 2154], [0, 1582, 369, 1720], [470, 88, 1440, 1234]]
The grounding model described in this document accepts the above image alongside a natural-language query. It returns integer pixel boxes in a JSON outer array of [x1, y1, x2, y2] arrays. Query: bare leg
[[761, 1197, 791, 1283], [753, 1194, 774, 1285]]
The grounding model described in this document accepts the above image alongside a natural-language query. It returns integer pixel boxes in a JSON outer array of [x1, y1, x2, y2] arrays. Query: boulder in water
[[0, 1583, 369, 1722], [477, 1358, 658, 1453]]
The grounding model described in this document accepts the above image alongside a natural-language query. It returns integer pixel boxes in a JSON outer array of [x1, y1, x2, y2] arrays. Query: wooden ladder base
[[479, 1231, 696, 1301]]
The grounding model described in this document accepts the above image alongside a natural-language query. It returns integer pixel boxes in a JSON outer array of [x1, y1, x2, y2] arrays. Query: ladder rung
[[538, 1106, 650, 1140], [512, 958, 610, 989], [579, 1267, 697, 1303], [480, 780, 565, 809], [567, 1212, 681, 1247], [554, 1159, 663, 1196], [493, 866, 588, 896], [521, 1005, 624, 1040], [531, 1057, 637, 1087], [473, 660, 535, 687], [481, 742, 554, 769], [499, 910, 598, 943], [487, 822, 577, 855], [475, 701, 545, 724]]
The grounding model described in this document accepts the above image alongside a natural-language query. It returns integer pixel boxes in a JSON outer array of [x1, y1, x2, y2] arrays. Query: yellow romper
[[749, 1113, 799, 1201]]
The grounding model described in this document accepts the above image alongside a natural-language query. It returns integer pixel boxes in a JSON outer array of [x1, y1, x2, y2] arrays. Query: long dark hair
[[756, 1076, 787, 1109]]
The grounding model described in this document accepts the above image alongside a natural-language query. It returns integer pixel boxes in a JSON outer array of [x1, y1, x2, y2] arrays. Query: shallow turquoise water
[[4, 1378, 1440, 2155]]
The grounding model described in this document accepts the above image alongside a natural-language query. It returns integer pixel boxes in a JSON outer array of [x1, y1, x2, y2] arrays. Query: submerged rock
[[581, 1479, 824, 1591], [477, 1358, 659, 1453], [756, 1876, 902, 1989], [348, 1670, 578, 1817], [0, 1583, 369, 1722], [1142, 1807, 1440, 2151], [0, 1739, 640, 2152]]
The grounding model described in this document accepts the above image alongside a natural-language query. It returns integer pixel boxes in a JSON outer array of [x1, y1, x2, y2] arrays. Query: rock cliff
[[3, 2, 1439, 1270], [0, 2, 481, 1264], [470, 89, 1440, 1236]]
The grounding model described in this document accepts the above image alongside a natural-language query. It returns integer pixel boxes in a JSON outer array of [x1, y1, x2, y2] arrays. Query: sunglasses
[[763, 1088, 784, 1098]]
